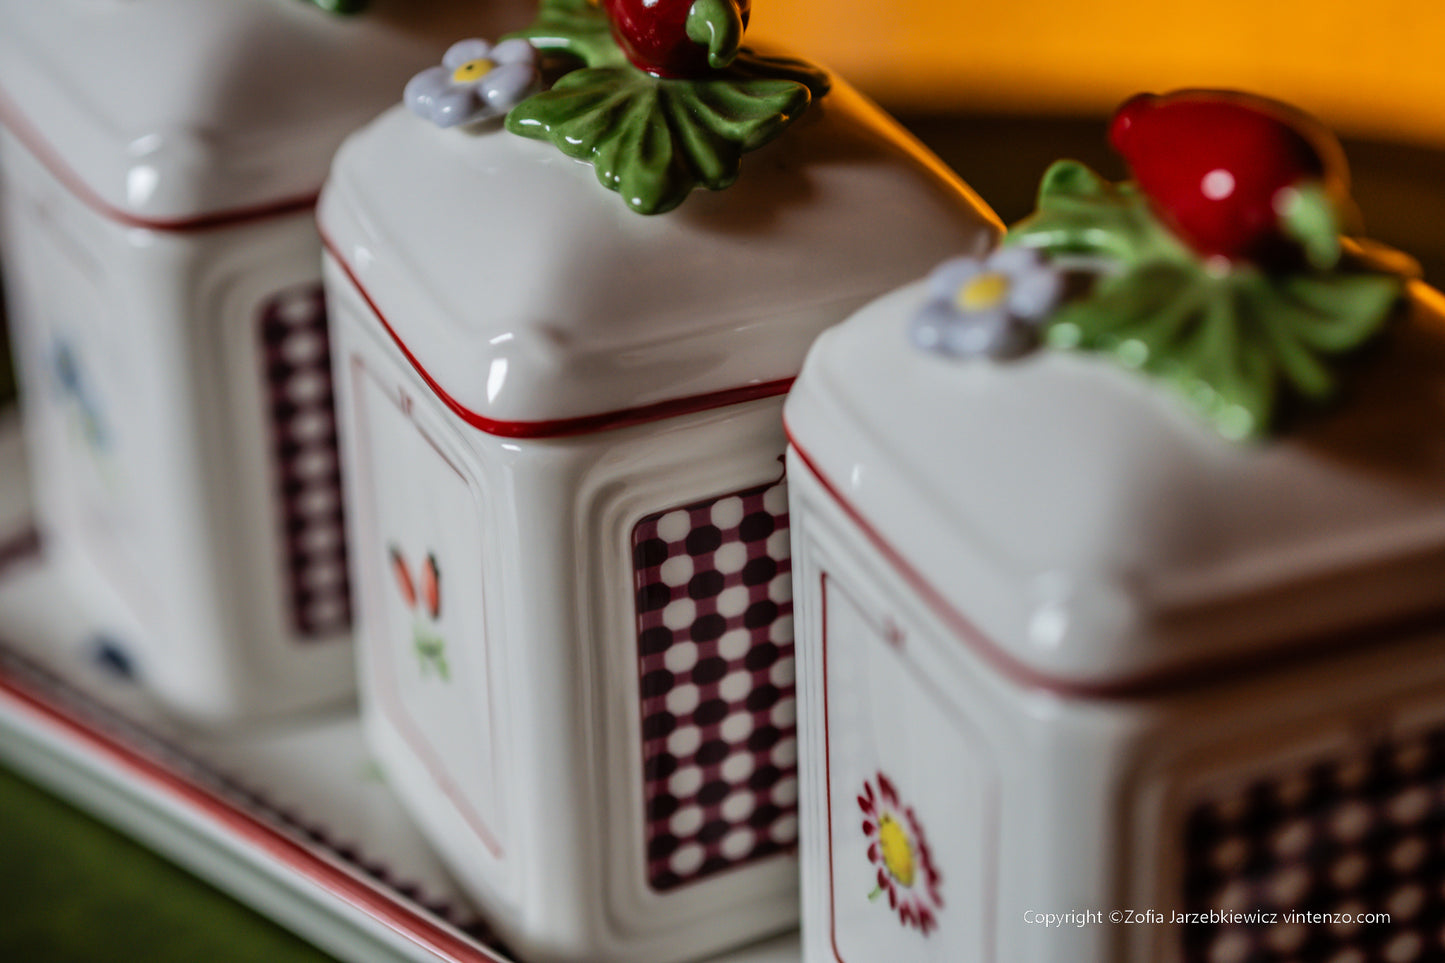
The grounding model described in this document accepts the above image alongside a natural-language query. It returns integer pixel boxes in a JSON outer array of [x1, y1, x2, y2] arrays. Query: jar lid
[[0, 0, 509, 228], [785, 279, 1445, 695], [318, 81, 999, 435]]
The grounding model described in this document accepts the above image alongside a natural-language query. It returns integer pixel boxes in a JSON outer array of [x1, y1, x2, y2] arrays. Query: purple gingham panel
[[633, 478, 797, 891], [258, 284, 351, 640], [1183, 723, 1445, 962]]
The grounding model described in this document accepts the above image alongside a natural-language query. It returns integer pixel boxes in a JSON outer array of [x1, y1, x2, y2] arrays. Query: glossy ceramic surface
[[785, 281, 1445, 688], [322, 73, 999, 963], [0, 0, 529, 722], [785, 237, 1445, 959], [789, 443, 1445, 961], [0, 0, 513, 224], [320, 81, 997, 428], [0, 428, 802, 963]]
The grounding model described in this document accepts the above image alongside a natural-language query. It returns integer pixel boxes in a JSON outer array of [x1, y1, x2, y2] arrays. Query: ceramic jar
[[0, 0, 512, 722], [320, 73, 999, 962], [786, 273, 1445, 962]]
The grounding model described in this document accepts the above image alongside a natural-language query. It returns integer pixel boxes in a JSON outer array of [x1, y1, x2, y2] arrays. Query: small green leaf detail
[[726, 48, 831, 100], [687, 0, 745, 70], [1010, 161, 1195, 267], [507, 67, 811, 214], [1037, 159, 1111, 200], [1276, 182, 1343, 271], [1005, 160, 1196, 266], [414, 631, 450, 682], [504, 0, 629, 70], [1043, 254, 1402, 439], [1012, 163, 1406, 440]]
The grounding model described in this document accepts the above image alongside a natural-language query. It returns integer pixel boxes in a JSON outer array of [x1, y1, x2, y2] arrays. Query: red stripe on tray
[[0, 665, 507, 963]]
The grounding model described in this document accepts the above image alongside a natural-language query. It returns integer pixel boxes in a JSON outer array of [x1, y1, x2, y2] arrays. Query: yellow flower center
[[451, 58, 495, 83], [878, 814, 916, 888], [956, 271, 1011, 311]]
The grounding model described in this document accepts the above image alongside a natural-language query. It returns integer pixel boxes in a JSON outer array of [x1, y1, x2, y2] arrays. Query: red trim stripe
[[0, 665, 507, 963], [320, 230, 796, 439], [820, 573, 848, 963], [786, 427, 1440, 700], [0, 86, 318, 233]]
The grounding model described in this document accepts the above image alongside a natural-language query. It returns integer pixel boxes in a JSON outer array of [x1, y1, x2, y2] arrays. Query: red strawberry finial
[[603, 0, 751, 78], [1109, 90, 1353, 270]]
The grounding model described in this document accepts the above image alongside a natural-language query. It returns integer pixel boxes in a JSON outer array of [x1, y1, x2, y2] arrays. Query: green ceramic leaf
[[1276, 181, 1343, 271], [1044, 260, 1403, 439], [507, 66, 811, 214], [1010, 161, 1405, 439], [504, 0, 628, 70], [687, 0, 745, 70], [1007, 160, 1195, 267], [727, 48, 832, 99]]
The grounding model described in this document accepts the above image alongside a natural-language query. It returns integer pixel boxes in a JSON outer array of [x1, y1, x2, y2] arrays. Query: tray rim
[[0, 528, 507, 963]]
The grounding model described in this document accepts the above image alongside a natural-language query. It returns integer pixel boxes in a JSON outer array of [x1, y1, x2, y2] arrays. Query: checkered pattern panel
[[633, 478, 797, 891], [258, 284, 351, 640], [1182, 723, 1445, 962]]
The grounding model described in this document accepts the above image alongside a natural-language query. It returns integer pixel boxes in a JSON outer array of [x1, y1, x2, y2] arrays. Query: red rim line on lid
[[0, 85, 319, 233], [784, 422, 1445, 701], [320, 229, 796, 439]]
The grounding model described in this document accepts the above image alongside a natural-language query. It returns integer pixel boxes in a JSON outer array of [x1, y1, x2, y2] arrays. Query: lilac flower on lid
[[910, 247, 1064, 360], [404, 38, 540, 129]]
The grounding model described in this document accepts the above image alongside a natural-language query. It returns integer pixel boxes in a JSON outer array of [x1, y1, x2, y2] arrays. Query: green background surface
[[0, 761, 337, 963]]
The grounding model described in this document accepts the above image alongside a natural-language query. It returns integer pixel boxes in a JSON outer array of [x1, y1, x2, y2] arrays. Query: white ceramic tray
[[0, 419, 799, 963]]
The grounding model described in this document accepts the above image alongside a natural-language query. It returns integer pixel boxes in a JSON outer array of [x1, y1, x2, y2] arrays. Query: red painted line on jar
[[0, 87, 318, 233], [320, 229, 795, 440], [786, 426, 1438, 701]]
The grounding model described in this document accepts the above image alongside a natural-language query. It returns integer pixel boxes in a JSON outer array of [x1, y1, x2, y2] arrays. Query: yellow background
[[750, 2, 1445, 147]]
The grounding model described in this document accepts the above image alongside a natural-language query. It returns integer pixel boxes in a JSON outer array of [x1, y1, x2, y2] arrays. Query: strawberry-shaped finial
[[505, 0, 825, 212], [603, 0, 751, 78], [1109, 90, 1352, 271]]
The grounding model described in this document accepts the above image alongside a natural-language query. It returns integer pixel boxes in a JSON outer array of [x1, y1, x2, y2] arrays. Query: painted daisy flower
[[909, 246, 1064, 360], [859, 772, 942, 935], [404, 38, 540, 129]]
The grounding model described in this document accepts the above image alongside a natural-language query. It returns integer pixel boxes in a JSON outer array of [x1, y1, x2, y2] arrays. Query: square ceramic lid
[[0, 0, 522, 226], [784, 278, 1445, 694], [318, 81, 1001, 435]]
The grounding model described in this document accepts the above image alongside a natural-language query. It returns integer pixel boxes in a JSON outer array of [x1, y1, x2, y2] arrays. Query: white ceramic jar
[[321, 74, 999, 962], [0, 0, 520, 722], [786, 274, 1445, 962]]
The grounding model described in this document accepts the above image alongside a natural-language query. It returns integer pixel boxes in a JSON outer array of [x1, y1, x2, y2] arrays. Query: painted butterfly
[[389, 545, 441, 619]]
